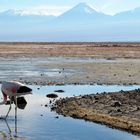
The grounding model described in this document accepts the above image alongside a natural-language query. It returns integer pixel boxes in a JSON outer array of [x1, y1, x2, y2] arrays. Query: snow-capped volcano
[[57, 3, 108, 19], [52, 2, 110, 26], [68, 2, 97, 14]]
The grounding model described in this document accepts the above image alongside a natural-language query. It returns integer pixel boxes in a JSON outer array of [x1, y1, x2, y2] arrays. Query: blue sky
[[0, 0, 140, 15]]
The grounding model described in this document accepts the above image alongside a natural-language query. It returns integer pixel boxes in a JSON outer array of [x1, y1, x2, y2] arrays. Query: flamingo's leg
[[5, 97, 12, 119], [15, 96, 17, 134]]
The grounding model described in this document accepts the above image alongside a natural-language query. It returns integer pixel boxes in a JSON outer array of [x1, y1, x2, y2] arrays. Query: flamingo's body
[[0, 81, 32, 119]]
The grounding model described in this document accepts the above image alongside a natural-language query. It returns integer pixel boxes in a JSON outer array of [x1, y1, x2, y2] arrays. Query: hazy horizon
[[1, 0, 140, 16], [0, 1, 140, 42]]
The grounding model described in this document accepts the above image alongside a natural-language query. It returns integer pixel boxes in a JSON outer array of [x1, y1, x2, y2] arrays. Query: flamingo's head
[[17, 86, 32, 95]]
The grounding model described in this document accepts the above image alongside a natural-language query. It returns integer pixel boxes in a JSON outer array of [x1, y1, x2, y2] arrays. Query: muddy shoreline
[[53, 89, 140, 135]]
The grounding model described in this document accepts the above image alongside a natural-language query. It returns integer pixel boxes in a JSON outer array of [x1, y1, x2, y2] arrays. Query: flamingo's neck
[[0, 92, 7, 105]]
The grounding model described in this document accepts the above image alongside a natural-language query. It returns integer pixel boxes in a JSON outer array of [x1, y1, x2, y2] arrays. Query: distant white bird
[[0, 81, 32, 119]]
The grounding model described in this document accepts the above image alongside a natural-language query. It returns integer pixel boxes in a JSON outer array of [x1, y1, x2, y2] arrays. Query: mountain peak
[[76, 2, 89, 7], [56, 2, 108, 22], [69, 2, 97, 15], [77, 3, 95, 13]]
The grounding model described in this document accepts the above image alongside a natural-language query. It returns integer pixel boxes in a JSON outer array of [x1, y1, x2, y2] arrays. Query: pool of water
[[0, 84, 140, 140]]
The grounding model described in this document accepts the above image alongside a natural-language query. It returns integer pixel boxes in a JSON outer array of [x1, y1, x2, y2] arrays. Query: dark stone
[[137, 107, 140, 110], [94, 96, 99, 100], [117, 109, 121, 112], [46, 93, 58, 98], [54, 90, 65, 93], [84, 114, 88, 117], [112, 101, 122, 107], [71, 114, 78, 118], [120, 90, 124, 93], [94, 100, 98, 103], [51, 107, 56, 111], [49, 100, 52, 104]]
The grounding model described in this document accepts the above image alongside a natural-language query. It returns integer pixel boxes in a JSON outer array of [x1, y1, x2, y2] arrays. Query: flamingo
[[0, 81, 32, 119]]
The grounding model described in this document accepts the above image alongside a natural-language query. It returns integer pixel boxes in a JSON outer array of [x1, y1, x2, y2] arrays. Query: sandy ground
[[0, 42, 140, 85]]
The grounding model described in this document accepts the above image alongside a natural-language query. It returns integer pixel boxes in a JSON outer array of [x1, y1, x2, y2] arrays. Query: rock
[[51, 106, 56, 111], [49, 100, 52, 104], [117, 109, 121, 112], [55, 116, 59, 119], [94, 100, 98, 103], [46, 93, 58, 98], [54, 90, 65, 93], [71, 114, 78, 118], [111, 101, 122, 107], [84, 114, 88, 117], [94, 96, 99, 100], [137, 107, 140, 110], [120, 90, 125, 93]]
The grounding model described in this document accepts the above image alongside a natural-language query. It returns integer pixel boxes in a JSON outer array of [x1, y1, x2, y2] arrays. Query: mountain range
[[0, 2, 140, 42]]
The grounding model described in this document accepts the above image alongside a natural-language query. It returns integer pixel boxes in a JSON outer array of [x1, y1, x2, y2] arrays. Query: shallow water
[[1, 56, 137, 81], [0, 84, 140, 140], [0, 56, 84, 81]]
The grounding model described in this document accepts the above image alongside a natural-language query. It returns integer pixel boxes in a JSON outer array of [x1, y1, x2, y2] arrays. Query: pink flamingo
[[0, 81, 32, 119]]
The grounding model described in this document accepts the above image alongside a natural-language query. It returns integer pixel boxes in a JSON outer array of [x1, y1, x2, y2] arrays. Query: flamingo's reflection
[[6, 118, 17, 135], [0, 97, 28, 139], [0, 118, 17, 139]]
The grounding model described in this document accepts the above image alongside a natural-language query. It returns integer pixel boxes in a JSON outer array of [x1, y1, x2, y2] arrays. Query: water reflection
[[0, 119, 18, 139], [0, 84, 140, 140], [0, 97, 28, 139]]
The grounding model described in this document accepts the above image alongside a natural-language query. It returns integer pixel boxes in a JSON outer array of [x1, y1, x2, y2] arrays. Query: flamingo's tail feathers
[[17, 86, 32, 93]]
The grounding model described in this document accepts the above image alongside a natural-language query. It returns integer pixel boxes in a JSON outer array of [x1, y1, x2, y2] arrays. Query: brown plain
[[0, 42, 140, 58]]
